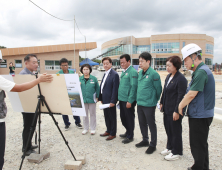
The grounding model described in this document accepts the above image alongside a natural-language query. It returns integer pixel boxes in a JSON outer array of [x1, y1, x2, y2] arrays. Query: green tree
[[92, 59, 101, 64], [79, 55, 84, 62], [0, 46, 6, 49]]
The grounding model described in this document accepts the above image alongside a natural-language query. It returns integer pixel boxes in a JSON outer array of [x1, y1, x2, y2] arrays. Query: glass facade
[[206, 44, 214, 54], [133, 45, 151, 54], [101, 41, 213, 71], [45, 60, 72, 70], [15, 60, 22, 68], [205, 58, 213, 69], [0, 59, 7, 68], [102, 42, 179, 58], [151, 42, 180, 53], [102, 44, 131, 57], [183, 42, 185, 47], [154, 58, 167, 70]]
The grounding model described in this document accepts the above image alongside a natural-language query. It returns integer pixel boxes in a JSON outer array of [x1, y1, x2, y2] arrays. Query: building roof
[[0, 42, 97, 56]]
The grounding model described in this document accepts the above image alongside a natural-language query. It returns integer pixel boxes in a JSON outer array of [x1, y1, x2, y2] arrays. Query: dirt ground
[[2, 71, 222, 170]]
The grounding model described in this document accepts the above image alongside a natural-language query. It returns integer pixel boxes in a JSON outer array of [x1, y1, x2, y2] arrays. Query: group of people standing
[[0, 43, 215, 170], [76, 43, 215, 170]]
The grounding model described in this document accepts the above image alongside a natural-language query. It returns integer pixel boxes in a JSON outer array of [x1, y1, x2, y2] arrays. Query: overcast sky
[[0, 0, 222, 63]]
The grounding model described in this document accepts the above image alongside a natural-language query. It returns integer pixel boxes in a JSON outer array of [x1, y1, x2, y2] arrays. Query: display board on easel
[[3, 74, 86, 116]]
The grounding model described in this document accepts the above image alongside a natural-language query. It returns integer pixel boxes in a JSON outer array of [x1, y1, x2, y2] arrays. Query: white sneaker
[[164, 153, 180, 161], [91, 130, 96, 135], [161, 149, 171, 156], [82, 130, 88, 135]]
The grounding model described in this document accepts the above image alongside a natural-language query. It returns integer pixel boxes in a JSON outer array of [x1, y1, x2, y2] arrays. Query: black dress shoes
[[119, 133, 127, 138], [31, 145, 38, 150], [22, 145, 38, 152], [145, 146, 156, 154], [23, 149, 36, 156], [135, 140, 149, 148], [122, 138, 134, 144]]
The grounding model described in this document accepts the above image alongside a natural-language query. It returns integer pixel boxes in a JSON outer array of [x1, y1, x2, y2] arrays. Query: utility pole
[[74, 15, 76, 73]]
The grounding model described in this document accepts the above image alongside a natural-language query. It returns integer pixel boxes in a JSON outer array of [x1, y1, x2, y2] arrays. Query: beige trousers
[[83, 103, 96, 130]]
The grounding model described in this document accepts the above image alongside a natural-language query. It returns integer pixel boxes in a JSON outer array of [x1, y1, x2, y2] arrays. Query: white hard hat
[[181, 43, 202, 60]]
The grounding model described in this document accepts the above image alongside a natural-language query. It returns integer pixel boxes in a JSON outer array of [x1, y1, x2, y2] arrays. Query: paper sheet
[[93, 92, 97, 103], [156, 103, 160, 110], [116, 103, 120, 110], [99, 104, 110, 110]]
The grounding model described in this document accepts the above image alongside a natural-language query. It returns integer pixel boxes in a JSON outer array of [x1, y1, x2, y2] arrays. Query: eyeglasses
[[61, 65, 68, 67]]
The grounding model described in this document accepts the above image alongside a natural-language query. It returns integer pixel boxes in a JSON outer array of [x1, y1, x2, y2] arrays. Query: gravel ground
[[2, 73, 222, 170], [3, 96, 222, 170]]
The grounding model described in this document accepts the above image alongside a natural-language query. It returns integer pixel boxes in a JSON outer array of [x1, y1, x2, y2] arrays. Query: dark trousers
[[104, 106, 117, 136], [62, 115, 81, 126], [22, 113, 37, 151], [163, 113, 183, 155], [0, 122, 5, 170], [189, 117, 213, 170], [137, 106, 157, 147], [120, 101, 136, 139]]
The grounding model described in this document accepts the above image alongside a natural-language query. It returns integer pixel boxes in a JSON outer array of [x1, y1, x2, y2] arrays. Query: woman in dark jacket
[[160, 56, 187, 161]]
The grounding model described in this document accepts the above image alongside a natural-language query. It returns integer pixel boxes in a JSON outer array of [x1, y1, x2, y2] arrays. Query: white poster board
[[3, 74, 86, 116]]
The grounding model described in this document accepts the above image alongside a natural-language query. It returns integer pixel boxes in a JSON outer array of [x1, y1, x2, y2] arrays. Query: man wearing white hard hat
[[178, 44, 215, 170]]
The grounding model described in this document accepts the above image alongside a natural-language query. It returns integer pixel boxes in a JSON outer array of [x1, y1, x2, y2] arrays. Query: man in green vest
[[118, 54, 138, 144], [56, 58, 83, 130], [135, 52, 162, 154]]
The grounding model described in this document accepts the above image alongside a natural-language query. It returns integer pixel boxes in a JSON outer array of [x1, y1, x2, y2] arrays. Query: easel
[[19, 73, 76, 170]]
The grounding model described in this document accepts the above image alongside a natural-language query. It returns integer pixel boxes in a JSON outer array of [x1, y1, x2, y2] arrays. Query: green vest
[[79, 75, 100, 103], [137, 67, 162, 107], [118, 66, 138, 103]]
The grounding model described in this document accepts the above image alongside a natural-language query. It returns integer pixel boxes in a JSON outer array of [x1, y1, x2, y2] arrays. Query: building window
[[45, 60, 72, 70], [154, 58, 167, 70], [102, 44, 134, 57], [205, 58, 213, 69], [151, 42, 180, 53], [133, 45, 151, 54], [15, 60, 22, 68], [0, 59, 7, 68], [206, 44, 214, 54], [183, 42, 185, 47], [132, 59, 139, 65]]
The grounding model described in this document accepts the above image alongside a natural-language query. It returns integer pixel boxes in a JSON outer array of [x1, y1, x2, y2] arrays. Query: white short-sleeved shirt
[[0, 75, 15, 92], [0, 76, 15, 122]]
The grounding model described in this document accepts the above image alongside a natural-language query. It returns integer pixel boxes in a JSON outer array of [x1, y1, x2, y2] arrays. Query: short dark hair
[[120, 54, 131, 62], [59, 58, 69, 65], [24, 54, 37, 62], [139, 52, 152, 62], [166, 56, 182, 70], [80, 64, 92, 74], [102, 57, 112, 63]]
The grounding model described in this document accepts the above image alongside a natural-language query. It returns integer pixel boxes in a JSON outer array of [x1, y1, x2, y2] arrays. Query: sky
[[0, 0, 222, 63]]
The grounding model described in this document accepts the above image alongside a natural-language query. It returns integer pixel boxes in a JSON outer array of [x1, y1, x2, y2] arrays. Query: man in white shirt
[[0, 53, 53, 170]]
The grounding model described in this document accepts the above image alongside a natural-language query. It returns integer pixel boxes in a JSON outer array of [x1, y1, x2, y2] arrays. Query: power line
[[30, 0, 90, 60], [29, 0, 74, 21], [29, 0, 85, 37]]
